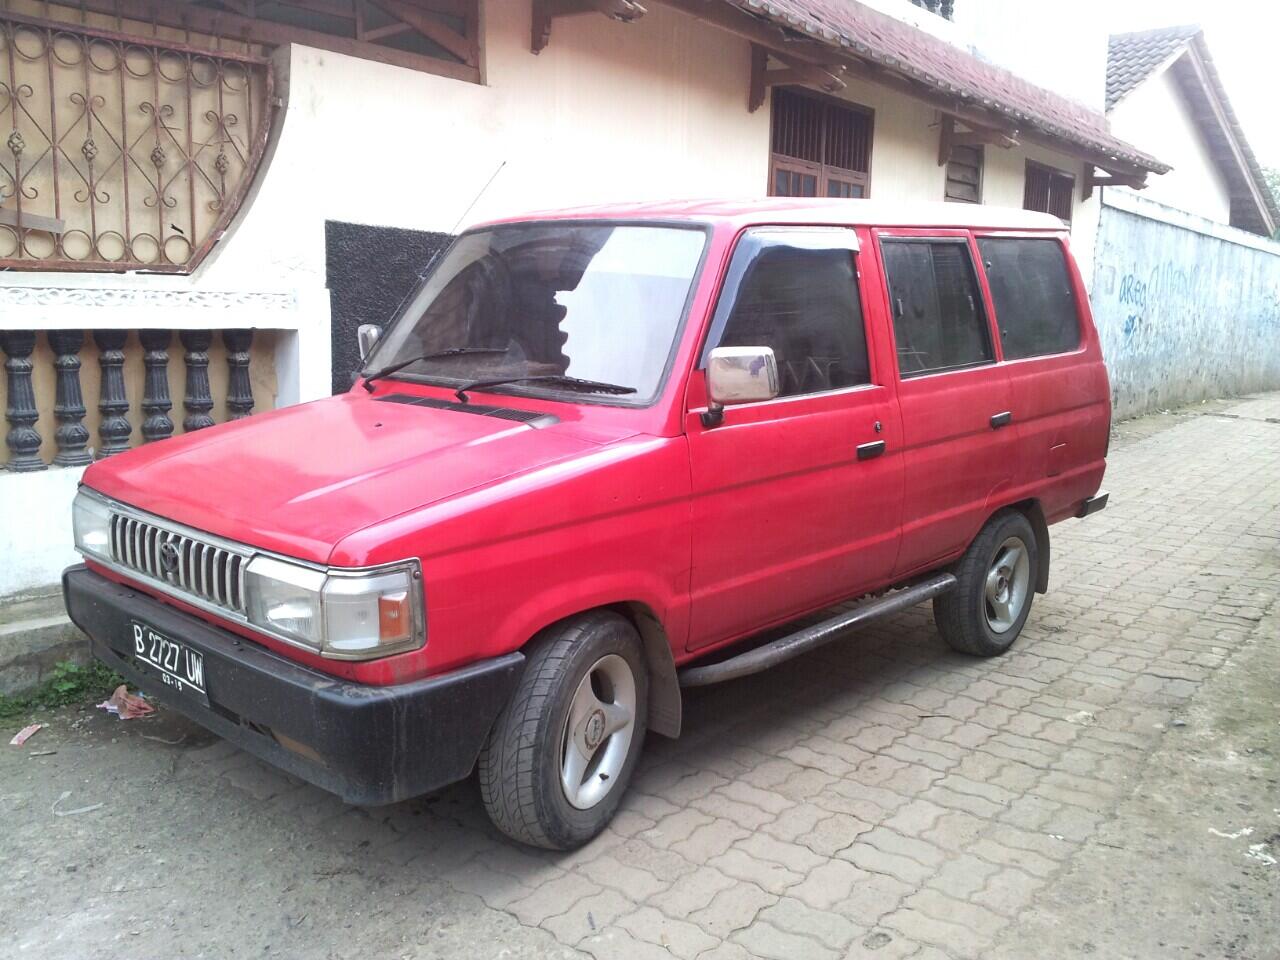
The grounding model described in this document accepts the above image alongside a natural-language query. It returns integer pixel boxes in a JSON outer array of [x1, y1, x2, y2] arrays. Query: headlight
[[244, 556, 327, 649], [73, 489, 114, 562], [244, 555, 423, 659]]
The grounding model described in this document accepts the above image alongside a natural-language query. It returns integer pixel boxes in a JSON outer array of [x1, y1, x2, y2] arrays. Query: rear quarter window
[[978, 237, 1081, 360]]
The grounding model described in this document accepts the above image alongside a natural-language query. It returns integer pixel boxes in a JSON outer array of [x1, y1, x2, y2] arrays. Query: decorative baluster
[[139, 329, 174, 443], [94, 329, 132, 457], [179, 330, 215, 432], [48, 330, 93, 467], [223, 329, 255, 420], [0, 330, 46, 472]]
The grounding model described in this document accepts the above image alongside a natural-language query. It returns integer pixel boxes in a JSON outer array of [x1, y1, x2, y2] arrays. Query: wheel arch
[[1007, 498, 1051, 594], [608, 601, 682, 739], [516, 601, 682, 740]]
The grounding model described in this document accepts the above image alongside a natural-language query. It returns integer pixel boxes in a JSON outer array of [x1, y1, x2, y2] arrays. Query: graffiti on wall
[[1092, 204, 1280, 420]]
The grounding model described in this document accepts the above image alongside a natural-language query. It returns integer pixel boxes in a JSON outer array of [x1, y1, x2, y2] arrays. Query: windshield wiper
[[455, 374, 637, 403], [362, 347, 509, 392]]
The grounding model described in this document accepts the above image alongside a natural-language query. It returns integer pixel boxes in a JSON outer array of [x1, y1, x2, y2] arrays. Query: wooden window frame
[[37, 0, 482, 83], [944, 144, 983, 204], [768, 87, 874, 199], [1023, 160, 1076, 223]]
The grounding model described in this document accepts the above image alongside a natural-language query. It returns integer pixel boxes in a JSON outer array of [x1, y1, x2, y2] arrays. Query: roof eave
[[1183, 39, 1279, 236], [668, 0, 1169, 179]]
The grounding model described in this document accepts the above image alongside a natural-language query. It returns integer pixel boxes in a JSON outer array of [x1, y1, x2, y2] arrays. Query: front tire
[[478, 611, 649, 850], [934, 509, 1039, 657]]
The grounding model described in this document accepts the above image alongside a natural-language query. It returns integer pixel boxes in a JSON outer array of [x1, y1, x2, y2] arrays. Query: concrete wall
[[1092, 190, 1280, 420], [1108, 64, 1234, 225]]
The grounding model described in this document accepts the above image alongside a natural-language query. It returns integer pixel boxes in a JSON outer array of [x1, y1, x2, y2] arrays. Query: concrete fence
[[1092, 190, 1280, 420]]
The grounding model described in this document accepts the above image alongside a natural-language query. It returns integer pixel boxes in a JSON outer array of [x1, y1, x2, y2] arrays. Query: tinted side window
[[708, 231, 870, 397], [881, 239, 993, 376], [978, 237, 1081, 360]]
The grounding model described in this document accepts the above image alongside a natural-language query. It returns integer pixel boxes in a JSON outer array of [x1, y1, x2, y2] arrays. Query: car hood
[[84, 392, 619, 564]]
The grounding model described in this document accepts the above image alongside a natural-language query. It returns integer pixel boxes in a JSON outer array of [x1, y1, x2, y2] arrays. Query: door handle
[[856, 440, 886, 461], [990, 411, 1013, 429]]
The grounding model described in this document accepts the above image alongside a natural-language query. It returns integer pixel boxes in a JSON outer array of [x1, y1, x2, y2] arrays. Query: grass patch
[[0, 659, 124, 722]]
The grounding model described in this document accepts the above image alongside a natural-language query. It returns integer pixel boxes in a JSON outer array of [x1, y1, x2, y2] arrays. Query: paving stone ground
[[2, 394, 1278, 960]]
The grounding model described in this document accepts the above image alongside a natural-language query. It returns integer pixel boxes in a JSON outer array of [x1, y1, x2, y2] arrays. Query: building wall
[[1108, 66, 1234, 224], [1093, 191, 1280, 420]]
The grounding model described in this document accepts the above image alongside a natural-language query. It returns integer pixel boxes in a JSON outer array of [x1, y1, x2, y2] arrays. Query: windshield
[[364, 222, 708, 404]]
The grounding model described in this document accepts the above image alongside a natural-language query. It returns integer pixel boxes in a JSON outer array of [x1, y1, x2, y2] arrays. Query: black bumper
[[63, 565, 524, 805]]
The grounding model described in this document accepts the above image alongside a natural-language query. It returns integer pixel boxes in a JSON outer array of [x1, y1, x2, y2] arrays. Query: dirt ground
[[2, 394, 1277, 960]]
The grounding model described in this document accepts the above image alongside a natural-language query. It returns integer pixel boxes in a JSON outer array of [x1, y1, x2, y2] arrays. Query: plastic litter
[[96, 685, 155, 720], [9, 723, 43, 746], [52, 790, 104, 817]]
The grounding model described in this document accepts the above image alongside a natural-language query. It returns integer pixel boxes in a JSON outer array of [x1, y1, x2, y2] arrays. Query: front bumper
[[63, 565, 524, 805]]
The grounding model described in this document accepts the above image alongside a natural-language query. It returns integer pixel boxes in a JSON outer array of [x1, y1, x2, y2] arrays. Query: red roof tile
[[724, 0, 1171, 174]]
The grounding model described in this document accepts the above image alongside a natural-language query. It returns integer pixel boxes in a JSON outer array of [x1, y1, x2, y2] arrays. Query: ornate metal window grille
[[0, 11, 273, 273]]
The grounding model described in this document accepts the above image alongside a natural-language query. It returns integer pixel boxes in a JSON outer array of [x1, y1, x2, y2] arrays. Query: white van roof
[[483, 198, 1069, 232]]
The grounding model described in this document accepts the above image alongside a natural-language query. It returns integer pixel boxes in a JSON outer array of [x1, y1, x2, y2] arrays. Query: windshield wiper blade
[[362, 347, 509, 392], [455, 374, 637, 403]]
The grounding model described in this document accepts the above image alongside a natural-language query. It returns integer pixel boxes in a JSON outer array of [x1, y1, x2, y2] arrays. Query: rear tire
[[934, 509, 1039, 657], [478, 611, 649, 850]]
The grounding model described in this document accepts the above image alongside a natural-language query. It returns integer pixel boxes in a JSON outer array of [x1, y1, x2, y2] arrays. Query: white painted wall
[[1108, 65, 1234, 225], [210, 0, 765, 267]]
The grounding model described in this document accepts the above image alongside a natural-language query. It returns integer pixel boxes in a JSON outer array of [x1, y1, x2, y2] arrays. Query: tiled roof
[[722, 0, 1170, 174], [1106, 24, 1199, 109]]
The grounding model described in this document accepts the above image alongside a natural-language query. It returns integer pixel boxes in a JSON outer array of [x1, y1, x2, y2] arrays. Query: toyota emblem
[[159, 540, 181, 578]]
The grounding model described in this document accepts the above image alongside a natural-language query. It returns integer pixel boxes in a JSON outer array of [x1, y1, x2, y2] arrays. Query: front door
[[874, 231, 1017, 576], [686, 227, 904, 651]]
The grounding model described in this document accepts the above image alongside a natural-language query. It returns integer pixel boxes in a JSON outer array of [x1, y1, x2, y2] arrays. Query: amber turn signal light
[[378, 590, 411, 643]]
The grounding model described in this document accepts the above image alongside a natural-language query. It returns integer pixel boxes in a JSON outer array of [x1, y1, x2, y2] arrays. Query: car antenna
[[360, 161, 507, 394], [451, 159, 507, 235]]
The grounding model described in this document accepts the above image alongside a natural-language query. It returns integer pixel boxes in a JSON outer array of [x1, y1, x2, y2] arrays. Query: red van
[[65, 200, 1109, 849]]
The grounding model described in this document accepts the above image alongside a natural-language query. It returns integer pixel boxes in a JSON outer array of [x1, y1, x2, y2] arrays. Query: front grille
[[109, 514, 248, 614]]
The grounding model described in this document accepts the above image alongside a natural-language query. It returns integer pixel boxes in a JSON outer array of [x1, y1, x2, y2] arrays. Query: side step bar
[[678, 573, 957, 688], [1076, 491, 1108, 519]]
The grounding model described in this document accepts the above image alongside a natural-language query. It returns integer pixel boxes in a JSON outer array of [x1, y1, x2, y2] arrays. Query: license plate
[[130, 621, 207, 704]]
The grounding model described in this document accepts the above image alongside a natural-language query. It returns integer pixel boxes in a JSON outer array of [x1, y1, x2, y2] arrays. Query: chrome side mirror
[[357, 323, 383, 361], [707, 346, 779, 405], [705, 346, 779, 425]]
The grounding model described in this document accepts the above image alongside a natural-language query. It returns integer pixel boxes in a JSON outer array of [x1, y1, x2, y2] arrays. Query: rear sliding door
[[876, 231, 1016, 576]]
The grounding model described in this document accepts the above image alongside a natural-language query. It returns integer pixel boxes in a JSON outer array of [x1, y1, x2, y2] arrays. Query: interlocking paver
[[708, 847, 804, 895], [758, 896, 867, 951], [615, 905, 718, 959], [506, 871, 601, 926], [541, 888, 637, 945], [6, 396, 1279, 960], [576, 851, 669, 901], [732, 920, 840, 960], [687, 883, 777, 938], [647, 866, 737, 919]]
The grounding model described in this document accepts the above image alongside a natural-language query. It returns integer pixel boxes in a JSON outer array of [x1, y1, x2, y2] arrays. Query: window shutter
[[945, 145, 983, 203], [1023, 161, 1074, 222], [770, 89, 873, 198]]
